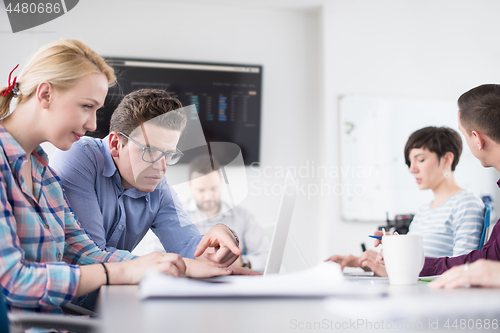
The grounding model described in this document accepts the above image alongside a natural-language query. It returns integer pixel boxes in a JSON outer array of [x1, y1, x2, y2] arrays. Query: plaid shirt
[[0, 125, 135, 314]]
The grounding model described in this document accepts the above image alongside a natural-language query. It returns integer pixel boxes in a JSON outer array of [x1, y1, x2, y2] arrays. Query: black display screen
[[88, 58, 262, 165]]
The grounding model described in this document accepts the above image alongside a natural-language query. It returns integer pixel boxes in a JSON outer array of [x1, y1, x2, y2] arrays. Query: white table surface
[[98, 277, 500, 333]]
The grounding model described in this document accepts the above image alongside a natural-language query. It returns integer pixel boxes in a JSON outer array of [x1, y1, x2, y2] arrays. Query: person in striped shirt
[[365, 84, 500, 286], [327, 126, 484, 270], [403, 126, 484, 257], [0, 39, 238, 315]]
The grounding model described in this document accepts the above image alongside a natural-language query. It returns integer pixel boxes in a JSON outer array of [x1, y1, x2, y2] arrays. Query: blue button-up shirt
[[49, 136, 202, 258]]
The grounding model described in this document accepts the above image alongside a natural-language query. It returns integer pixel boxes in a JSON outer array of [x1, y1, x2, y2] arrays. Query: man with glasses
[[50, 89, 247, 283], [137, 155, 270, 271], [118, 130, 183, 168]]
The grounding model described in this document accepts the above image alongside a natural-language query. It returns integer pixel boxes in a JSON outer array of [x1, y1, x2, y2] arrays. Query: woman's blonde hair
[[0, 39, 115, 119]]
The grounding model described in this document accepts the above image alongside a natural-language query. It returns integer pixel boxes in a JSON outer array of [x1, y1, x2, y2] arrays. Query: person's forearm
[[76, 263, 126, 297], [76, 264, 107, 297], [421, 248, 489, 276], [184, 258, 196, 277], [421, 222, 500, 276]]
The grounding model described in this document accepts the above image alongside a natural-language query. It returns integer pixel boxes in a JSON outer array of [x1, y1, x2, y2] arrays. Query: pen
[[370, 228, 399, 240], [370, 228, 386, 240], [369, 235, 382, 240]]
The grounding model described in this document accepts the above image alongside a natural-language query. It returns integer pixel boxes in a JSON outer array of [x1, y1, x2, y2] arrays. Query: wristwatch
[[241, 256, 252, 269], [216, 223, 240, 247], [228, 227, 240, 247]]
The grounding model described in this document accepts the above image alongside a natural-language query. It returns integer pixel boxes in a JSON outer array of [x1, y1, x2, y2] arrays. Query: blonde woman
[[0, 40, 238, 315]]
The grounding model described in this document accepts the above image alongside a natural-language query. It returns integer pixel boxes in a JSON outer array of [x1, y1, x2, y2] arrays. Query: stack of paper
[[139, 262, 388, 299]]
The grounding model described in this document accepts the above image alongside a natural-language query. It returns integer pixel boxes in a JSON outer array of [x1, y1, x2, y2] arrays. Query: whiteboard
[[339, 95, 496, 222]]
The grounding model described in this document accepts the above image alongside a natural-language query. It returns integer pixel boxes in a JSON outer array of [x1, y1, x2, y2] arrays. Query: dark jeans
[[72, 288, 100, 312]]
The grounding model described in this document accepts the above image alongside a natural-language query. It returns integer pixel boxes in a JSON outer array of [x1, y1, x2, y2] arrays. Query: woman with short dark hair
[[327, 126, 485, 271], [403, 126, 484, 257]]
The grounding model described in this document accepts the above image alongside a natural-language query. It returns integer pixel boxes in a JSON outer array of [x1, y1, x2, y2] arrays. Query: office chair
[[479, 203, 492, 250], [1, 295, 100, 333], [0, 294, 9, 333]]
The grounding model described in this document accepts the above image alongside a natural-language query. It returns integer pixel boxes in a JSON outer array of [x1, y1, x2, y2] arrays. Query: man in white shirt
[[134, 155, 270, 271], [186, 155, 270, 272]]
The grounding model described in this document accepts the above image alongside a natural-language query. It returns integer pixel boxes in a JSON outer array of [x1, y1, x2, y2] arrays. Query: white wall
[[0, 0, 323, 267], [321, 0, 500, 259], [2, 0, 500, 268]]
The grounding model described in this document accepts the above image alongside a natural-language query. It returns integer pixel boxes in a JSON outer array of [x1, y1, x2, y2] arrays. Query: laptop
[[262, 171, 298, 275], [203, 171, 298, 281]]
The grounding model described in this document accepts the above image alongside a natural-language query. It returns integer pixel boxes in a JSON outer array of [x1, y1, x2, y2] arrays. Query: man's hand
[[194, 224, 242, 267], [184, 258, 261, 278], [430, 259, 500, 289], [230, 266, 261, 276], [232, 257, 244, 267]]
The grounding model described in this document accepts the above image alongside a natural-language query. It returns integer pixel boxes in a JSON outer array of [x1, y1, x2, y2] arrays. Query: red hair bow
[[1, 64, 20, 97]]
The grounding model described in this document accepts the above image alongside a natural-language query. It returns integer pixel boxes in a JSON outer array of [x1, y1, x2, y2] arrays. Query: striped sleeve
[[451, 195, 484, 256]]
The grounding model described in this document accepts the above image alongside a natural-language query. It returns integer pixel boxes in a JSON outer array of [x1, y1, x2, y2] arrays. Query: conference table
[[98, 276, 500, 333]]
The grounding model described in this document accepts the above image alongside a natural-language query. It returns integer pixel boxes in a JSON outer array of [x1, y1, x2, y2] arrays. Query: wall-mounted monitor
[[88, 57, 263, 165]]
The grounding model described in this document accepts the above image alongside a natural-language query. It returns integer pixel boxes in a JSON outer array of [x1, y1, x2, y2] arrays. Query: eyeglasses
[[118, 132, 184, 165]]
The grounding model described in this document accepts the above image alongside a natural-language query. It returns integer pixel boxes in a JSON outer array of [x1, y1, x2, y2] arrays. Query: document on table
[[418, 275, 441, 282], [139, 262, 388, 299]]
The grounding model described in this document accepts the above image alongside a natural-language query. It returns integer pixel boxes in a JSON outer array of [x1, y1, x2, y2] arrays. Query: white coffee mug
[[382, 234, 424, 285]]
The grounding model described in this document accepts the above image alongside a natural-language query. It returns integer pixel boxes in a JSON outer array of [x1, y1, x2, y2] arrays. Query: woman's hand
[[372, 230, 393, 247], [357, 250, 388, 276], [118, 252, 186, 284], [77, 252, 186, 297], [325, 254, 361, 271]]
